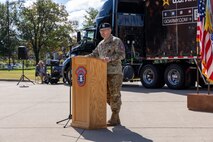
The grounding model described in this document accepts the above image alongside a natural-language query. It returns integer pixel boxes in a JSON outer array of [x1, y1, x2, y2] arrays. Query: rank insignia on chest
[[75, 66, 87, 87]]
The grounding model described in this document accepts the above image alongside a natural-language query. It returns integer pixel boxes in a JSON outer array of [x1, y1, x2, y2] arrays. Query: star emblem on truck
[[163, 0, 170, 6]]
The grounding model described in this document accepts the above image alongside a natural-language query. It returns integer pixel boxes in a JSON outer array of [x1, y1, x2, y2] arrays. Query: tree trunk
[[35, 50, 39, 65]]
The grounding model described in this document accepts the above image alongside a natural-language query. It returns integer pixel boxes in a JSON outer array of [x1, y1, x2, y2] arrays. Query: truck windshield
[[83, 30, 95, 42]]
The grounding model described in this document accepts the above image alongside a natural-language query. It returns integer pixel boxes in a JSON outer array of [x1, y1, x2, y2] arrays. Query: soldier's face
[[100, 28, 112, 40]]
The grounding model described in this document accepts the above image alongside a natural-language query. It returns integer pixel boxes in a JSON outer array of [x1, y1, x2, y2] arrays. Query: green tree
[[17, 0, 73, 64], [82, 7, 98, 29], [0, 3, 7, 57], [0, 2, 20, 63]]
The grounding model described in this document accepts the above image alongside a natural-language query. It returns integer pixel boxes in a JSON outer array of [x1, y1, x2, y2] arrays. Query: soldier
[[86, 23, 125, 126]]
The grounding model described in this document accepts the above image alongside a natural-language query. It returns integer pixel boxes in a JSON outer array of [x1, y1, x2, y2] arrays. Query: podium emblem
[[75, 66, 87, 87]]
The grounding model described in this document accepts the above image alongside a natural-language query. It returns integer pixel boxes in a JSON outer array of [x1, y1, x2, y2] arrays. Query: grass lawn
[[0, 68, 63, 83], [0, 69, 36, 80]]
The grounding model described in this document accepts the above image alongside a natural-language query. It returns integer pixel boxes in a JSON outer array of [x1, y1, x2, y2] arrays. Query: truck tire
[[65, 66, 72, 85], [164, 64, 185, 89], [123, 65, 134, 81], [50, 79, 59, 84], [140, 64, 164, 88]]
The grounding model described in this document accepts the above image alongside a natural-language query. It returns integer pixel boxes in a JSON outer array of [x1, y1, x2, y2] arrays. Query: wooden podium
[[71, 56, 107, 129]]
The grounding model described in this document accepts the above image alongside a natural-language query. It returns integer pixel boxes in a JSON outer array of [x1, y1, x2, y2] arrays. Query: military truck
[[62, 0, 202, 89]]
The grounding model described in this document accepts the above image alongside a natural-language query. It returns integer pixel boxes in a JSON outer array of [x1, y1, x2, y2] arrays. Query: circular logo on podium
[[75, 66, 87, 87]]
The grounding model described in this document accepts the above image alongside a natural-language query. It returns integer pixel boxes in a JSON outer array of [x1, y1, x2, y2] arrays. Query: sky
[[0, 0, 105, 29], [63, 0, 104, 28]]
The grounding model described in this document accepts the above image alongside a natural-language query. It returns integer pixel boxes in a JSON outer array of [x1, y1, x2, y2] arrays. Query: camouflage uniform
[[87, 34, 125, 125]]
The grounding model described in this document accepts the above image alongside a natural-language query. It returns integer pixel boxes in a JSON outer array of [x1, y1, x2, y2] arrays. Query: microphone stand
[[56, 45, 72, 128], [56, 81, 72, 128]]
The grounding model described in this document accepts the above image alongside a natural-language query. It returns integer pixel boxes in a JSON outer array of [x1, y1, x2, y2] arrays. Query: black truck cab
[[62, 0, 146, 84]]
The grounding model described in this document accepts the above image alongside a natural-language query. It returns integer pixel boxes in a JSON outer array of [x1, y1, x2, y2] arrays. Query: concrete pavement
[[0, 81, 213, 142]]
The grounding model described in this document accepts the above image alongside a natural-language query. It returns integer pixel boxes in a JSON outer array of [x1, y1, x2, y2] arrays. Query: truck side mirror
[[77, 31, 81, 42]]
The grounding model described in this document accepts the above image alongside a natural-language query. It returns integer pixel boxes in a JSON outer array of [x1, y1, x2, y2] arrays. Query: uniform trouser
[[107, 74, 123, 114]]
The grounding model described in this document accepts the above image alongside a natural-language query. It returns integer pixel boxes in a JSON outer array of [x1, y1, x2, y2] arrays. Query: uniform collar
[[103, 34, 113, 44]]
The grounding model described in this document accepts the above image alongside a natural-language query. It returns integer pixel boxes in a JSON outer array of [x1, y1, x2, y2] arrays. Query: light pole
[[6, 0, 11, 68]]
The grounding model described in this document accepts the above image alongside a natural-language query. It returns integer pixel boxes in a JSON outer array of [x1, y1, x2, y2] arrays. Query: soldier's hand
[[102, 57, 111, 63]]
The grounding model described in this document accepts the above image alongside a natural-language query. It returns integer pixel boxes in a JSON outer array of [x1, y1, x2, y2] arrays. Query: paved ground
[[0, 81, 213, 142]]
